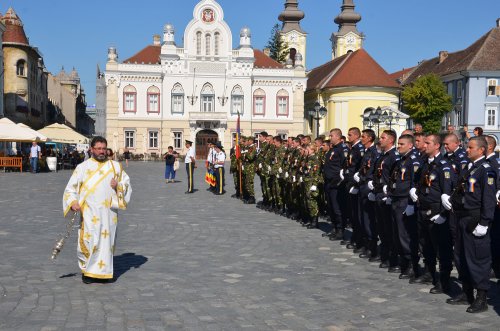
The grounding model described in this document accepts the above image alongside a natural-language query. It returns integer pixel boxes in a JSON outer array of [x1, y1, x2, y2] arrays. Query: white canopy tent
[[0, 118, 48, 142], [37, 123, 89, 144]]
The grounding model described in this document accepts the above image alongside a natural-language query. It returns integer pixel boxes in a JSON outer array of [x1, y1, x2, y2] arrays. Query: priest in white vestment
[[63, 137, 132, 283]]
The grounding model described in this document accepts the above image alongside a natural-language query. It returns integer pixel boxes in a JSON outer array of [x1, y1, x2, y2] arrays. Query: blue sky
[[2, 0, 500, 105]]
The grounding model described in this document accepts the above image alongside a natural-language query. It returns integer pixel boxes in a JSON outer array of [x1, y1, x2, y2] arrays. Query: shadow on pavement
[[114, 252, 148, 279]]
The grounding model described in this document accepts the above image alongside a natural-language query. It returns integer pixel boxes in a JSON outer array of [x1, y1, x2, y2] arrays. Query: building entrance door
[[196, 130, 218, 160]]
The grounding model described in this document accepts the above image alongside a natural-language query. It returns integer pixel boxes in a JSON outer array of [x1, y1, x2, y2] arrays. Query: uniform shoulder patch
[[483, 163, 491, 169], [440, 160, 447, 165]]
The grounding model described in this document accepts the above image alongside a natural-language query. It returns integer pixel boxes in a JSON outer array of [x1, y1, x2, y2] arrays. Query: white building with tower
[[104, 0, 307, 158]]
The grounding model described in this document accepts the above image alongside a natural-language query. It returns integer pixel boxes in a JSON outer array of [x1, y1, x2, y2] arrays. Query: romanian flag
[[235, 112, 241, 159]]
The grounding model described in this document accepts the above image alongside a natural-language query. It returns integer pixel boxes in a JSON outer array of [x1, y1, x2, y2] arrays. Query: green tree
[[402, 73, 452, 133], [266, 24, 289, 63]]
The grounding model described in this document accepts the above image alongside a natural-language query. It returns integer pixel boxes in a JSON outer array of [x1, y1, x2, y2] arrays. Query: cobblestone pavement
[[0, 162, 499, 331]]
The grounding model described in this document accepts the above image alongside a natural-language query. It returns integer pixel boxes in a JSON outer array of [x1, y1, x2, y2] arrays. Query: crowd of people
[[229, 127, 499, 314]]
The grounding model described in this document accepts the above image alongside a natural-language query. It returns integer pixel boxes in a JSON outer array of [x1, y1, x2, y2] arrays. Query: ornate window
[[149, 131, 159, 148], [124, 130, 135, 148], [171, 83, 184, 114], [201, 83, 215, 112], [123, 85, 137, 113], [488, 79, 499, 96], [276, 89, 289, 116], [147, 86, 160, 113], [16, 60, 26, 77], [253, 89, 266, 115], [214, 32, 220, 56], [196, 32, 202, 55], [486, 107, 497, 129], [231, 85, 244, 115], [205, 33, 211, 55]]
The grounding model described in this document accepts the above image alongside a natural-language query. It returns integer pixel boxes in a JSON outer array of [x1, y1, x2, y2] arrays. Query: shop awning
[[0, 118, 48, 142], [37, 123, 89, 144]]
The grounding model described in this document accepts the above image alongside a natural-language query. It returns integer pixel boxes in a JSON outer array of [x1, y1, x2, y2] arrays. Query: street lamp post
[[362, 106, 400, 136], [308, 102, 328, 138]]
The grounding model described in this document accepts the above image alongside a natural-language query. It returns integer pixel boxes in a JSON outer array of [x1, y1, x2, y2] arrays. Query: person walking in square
[[30, 141, 41, 173]]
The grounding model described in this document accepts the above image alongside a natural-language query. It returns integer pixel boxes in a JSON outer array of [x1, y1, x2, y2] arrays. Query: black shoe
[[359, 249, 371, 259], [388, 266, 401, 273], [368, 255, 381, 262], [399, 268, 414, 280], [246, 197, 256, 204], [330, 231, 344, 241], [409, 272, 433, 285], [231, 193, 239, 198], [322, 231, 333, 238], [430, 282, 447, 294], [185, 191, 193, 194], [466, 290, 488, 313], [82, 275, 94, 284], [340, 240, 348, 246], [346, 243, 356, 249], [353, 246, 364, 254], [379, 261, 390, 269]]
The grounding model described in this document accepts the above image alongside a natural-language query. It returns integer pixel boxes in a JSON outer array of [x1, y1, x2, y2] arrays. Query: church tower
[[331, 0, 364, 59], [279, 0, 307, 67]]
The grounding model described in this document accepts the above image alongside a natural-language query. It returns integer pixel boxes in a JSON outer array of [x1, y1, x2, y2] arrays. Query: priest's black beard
[[93, 154, 107, 162]]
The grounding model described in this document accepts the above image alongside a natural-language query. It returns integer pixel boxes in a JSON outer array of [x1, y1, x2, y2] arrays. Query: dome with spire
[[278, 0, 305, 34], [334, 0, 362, 35], [240, 27, 251, 38], [1, 7, 29, 45], [163, 23, 174, 34]]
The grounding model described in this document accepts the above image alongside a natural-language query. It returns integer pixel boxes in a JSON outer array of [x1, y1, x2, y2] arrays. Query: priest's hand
[[71, 201, 81, 212], [111, 178, 118, 190]]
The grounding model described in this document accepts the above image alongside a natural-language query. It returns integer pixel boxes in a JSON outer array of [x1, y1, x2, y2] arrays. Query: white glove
[[310, 185, 317, 192], [285, 172, 289, 179], [496, 190, 500, 203], [340, 169, 345, 180], [353, 172, 360, 183], [349, 187, 359, 194], [385, 197, 392, 205], [472, 224, 488, 237], [409, 188, 418, 202], [259, 163, 262, 169], [299, 176, 303, 183], [368, 180, 374, 190], [431, 214, 446, 224], [292, 175, 296, 183], [278, 167, 283, 174], [241, 165, 245, 170], [267, 165, 271, 172], [404, 204, 415, 216], [441, 194, 452, 211], [368, 192, 376, 201], [383, 185, 388, 195]]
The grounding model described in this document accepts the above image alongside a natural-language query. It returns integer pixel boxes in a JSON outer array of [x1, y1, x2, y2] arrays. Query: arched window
[[205, 33, 211, 55], [147, 86, 160, 113], [214, 32, 220, 56], [231, 85, 244, 115], [276, 89, 289, 116], [201, 83, 215, 112], [171, 83, 184, 114], [16, 60, 26, 77], [196, 31, 202, 55], [123, 85, 137, 113], [253, 89, 266, 116]]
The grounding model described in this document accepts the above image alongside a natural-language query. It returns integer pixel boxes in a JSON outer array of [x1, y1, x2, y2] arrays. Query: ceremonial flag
[[235, 112, 241, 160]]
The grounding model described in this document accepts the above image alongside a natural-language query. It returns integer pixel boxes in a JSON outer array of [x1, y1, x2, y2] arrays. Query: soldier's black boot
[[466, 289, 488, 313], [446, 283, 474, 305], [246, 196, 256, 204], [307, 216, 319, 229], [430, 272, 451, 294], [359, 248, 370, 259], [409, 265, 433, 285]]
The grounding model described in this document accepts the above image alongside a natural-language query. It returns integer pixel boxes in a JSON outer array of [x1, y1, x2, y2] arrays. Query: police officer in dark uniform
[[442, 136, 496, 313], [388, 134, 421, 279], [323, 128, 346, 240], [354, 129, 380, 260], [344, 127, 365, 250], [368, 130, 400, 270], [484, 135, 500, 279], [410, 134, 455, 293]]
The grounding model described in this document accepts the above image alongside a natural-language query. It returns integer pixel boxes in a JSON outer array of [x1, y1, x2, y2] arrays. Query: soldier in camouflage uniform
[[287, 138, 303, 220], [262, 135, 276, 211], [229, 143, 240, 198], [242, 136, 257, 204], [271, 136, 287, 214], [303, 144, 322, 228], [255, 132, 270, 208]]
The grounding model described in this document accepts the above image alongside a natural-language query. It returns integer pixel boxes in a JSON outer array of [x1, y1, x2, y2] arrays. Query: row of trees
[[266, 24, 452, 133]]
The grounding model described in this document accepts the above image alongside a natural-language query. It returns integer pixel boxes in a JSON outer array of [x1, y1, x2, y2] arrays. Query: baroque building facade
[[104, 0, 307, 157], [1, 8, 49, 129], [305, 0, 407, 137]]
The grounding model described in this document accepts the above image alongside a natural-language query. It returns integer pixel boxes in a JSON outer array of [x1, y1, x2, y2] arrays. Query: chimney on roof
[[263, 48, 271, 57], [153, 34, 161, 46], [497, 18, 500, 27], [439, 51, 448, 64]]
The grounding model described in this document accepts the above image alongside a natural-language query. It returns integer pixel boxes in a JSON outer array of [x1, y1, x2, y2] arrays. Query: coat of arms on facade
[[202, 8, 215, 23]]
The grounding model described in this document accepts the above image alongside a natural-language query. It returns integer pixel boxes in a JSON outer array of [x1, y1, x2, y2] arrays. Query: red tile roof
[[389, 67, 416, 84], [123, 45, 161, 64], [253, 49, 284, 69], [307, 49, 399, 91], [1, 8, 29, 45], [404, 27, 500, 84]]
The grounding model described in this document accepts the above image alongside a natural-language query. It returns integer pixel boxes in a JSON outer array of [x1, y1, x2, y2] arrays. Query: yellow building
[[305, 0, 407, 136]]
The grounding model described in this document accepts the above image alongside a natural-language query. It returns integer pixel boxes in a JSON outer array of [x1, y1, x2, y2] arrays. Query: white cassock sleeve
[[63, 166, 83, 217]]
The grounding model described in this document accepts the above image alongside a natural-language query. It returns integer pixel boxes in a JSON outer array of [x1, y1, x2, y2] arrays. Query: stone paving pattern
[[0, 162, 499, 331]]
